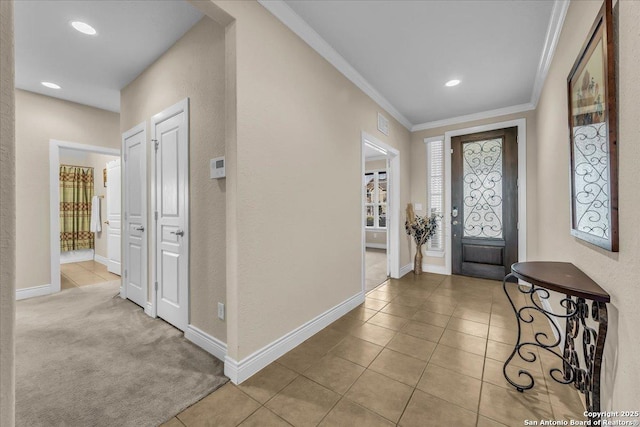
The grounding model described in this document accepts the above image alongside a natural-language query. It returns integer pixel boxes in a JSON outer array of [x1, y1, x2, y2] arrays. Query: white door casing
[[122, 123, 148, 308], [151, 99, 189, 331], [106, 159, 122, 275]]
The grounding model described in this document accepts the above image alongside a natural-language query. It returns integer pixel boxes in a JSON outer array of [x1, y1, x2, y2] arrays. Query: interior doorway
[[361, 132, 400, 292]]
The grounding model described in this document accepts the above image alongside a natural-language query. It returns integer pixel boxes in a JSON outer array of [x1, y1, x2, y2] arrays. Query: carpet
[[16, 281, 228, 427]]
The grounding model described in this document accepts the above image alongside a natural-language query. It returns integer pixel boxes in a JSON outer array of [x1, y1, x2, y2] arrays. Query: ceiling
[[279, 0, 560, 128], [14, 0, 203, 112]]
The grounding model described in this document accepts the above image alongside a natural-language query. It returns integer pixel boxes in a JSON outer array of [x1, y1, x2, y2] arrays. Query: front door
[[153, 100, 189, 331], [451, 127, 518, 280], [106, 159, 121, 275]]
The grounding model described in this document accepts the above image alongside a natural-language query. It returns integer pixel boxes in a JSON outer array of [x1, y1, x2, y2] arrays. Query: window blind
[[427, 140, 444, 251]]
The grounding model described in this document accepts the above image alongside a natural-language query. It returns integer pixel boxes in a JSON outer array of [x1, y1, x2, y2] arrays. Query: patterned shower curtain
[[60, 165, 95, 251]]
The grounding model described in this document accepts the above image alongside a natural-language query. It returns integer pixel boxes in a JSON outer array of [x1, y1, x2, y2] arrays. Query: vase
[[414, 244, 423, 275]]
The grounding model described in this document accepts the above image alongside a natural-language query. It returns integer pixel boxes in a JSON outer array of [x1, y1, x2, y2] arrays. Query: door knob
[[135, 226, 145, 232], [170, 229, 184, 237]]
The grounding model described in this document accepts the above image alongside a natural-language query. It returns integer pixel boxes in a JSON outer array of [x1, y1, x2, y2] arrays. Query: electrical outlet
[[218, 302, 225, 320]]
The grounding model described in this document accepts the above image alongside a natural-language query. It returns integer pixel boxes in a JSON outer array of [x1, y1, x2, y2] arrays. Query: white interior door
[[106, 159, 121, 275], [152, 99, 189, 331], [122, 123, 147, 308]]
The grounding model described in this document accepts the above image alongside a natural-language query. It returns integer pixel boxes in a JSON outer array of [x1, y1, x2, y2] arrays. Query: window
[[364, 170, 387, 229], [427, 138, 444, 252]]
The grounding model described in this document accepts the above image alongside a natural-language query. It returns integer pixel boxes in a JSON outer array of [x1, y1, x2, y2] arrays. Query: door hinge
[[155, 282, 158, 291], [516, 178, 519, 188], [152, 139, 159, 151], [450, 148, 454, 154], [517, 222, 520, 230], [124, 269, 128, 278], [154, 211, 158, 221]]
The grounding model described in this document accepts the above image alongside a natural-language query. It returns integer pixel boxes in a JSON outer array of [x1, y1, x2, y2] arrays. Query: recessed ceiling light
[[71, 21, 97, 36], [445, 79, 461, 87], [41, 82, 61, 89]]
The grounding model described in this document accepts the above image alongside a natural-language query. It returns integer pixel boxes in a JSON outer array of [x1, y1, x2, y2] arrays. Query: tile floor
[[163, 273, 587, 427], [365, 248, 388, 291], [60, 260, 120, 289]]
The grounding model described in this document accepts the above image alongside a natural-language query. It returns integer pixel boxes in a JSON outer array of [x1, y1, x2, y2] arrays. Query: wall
[[14, 90, 120, 289], [200, 0, 413, 362], [120, 17, 227, 342], [58, 149, 120, 259], [365, 158, 387, 247], [533, 0, 640, 413], [0, 0, 15, 423], [410, 109, 537, 268]]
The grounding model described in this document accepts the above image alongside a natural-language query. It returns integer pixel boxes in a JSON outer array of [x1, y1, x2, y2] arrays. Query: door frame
[[442, 118, 527, 275], [361, 132, 400, 293], [149, 98, 190, 322], [121, 122, 148, 308], [49, 139, 121, 294]]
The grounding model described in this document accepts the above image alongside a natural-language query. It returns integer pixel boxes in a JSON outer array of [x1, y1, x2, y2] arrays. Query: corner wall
[[0, 0, 16, 423], [14, 90, 120, 290], [533, 0, 640, 412]]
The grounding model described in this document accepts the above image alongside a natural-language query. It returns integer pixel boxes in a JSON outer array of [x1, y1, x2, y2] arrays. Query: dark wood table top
[[511, 262, 610, 303]]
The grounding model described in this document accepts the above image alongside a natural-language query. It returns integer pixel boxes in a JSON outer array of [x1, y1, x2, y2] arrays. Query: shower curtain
[[60, 165, 95, 251]]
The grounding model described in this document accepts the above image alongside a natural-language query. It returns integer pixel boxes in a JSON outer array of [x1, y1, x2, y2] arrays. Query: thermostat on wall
[[210, 156, 226, 179]]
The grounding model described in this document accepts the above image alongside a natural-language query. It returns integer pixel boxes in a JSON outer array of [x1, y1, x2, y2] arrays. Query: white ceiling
[[279, 0, 559, 128], [14, 0, 203, 112]]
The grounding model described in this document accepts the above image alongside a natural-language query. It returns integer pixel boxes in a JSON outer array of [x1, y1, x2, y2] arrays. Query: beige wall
[[58, 150, 119, 259], [202, 0, 412, 361], [410, 110, 538, 268], [365, 159, 387, 246], [0, 0, 15, 423], [533, 0, 640, 412], [14, 89, 120, 290], [120, 17, 227, 342]]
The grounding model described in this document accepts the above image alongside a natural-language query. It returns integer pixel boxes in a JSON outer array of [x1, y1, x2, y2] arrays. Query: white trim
[[257, 0, 412, 130], [441, 118, 527, 275], [145, 302, 153, 317], [150, 98, 190, 327], [365, 243, 387, 250], [425, 250, 445, 258], [421, 263, 448, 276], [224, 291, 364, 384], [60, 249, 94, 264], [16, 284, 52, 300], [185, 325, 228, 362], [412, 103, 534, 132], [530, 0, 570, 108], [94, 254, 109, 266], [49, 140, 120, 295], [365, 155, 388, 163], [400, 263, 413, 277]]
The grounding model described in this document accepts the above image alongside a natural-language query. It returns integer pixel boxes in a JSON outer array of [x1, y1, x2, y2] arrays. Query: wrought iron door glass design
[[462, 138, 503, 238]]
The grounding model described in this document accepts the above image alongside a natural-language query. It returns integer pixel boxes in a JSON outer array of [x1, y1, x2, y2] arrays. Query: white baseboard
[[421, 262, 448, 275], [16, 284, 52, 300], [224, 291, 365, 384], [185, 325, 228, 362], [60, 249, 94, 264], [144, 302, 155, 318], [399, 263, 413, 277], [365, 243, 387, 250], [94, 254, 109, 266]]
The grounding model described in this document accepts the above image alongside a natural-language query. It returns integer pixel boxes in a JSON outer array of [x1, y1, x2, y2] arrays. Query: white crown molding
[[411, 102, 535, 132], [257, 0, 413, 130], [530, 0, 570, 108]]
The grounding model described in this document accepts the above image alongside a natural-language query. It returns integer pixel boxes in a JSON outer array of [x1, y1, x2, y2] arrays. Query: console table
[[503, 262, 609, 419]]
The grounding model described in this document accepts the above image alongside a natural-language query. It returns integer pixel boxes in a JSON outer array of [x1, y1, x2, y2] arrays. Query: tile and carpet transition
[[16, 280, 227, 427]]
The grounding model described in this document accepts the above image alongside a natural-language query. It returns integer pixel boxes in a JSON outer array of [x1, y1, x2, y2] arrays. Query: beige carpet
[[16, 281, 227, 427]]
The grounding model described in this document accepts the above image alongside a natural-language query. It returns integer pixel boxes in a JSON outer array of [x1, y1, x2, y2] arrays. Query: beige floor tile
[[379, 302, 419, 319], [76, 260, 102, 271], [479, 381, 553, 426], [420, 300, 456, 316], [552, 401, 588, 423], [367, 312, 408, 331], [94, 271, 121, 281], [160, 417, 185, 427], [439, 329, 487, 356], [303, 354, 365, 394], [411, 309, 451, 328], [277, 342, 327, 373], [319, 398, 394, 427], [344, 306, 377, 322], [367, 290, 395, 302], [238, 407, 292, 427], [485, 339, 542, 372], [426, 294, 459, 307], [362, 298, 388, 311], [60, 263, 86, 274], [488, 324, 536, 345], [238, 362, 298, 404], [483, 358, 550, 402], [477, 415, 509, 427], [446, 317, 489, 338], [385, 333, 436, 361], [429, 344, 485, 379], [303, 328, 347, 351], [391, 295, 426, 308], [369, 348, 427, 387], [177, 383, 260, 427], [401, 321, 444, 343], [349, 323, 396, 347], [345, 370, 413, 423], [66, 271, 107, 286], [417, 364, 482, 412], [265, 376, 340, 427], [452, 307, 491, 324], [329, 335, 383, 367], [60, 275, 78, 290], [544, 371, 586, 415], [489, 312, 520, 330], [398, 389, 477, 427], [329, 315, 365, 334]]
